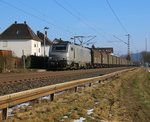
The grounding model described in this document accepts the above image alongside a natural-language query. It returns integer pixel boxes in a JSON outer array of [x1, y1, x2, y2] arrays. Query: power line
[[64, 0, 113, 37], [63, 0, 81, 17], [53, 0, 81, 21], [113, 34, 131, 60], [105, 0, 128, 34], [53, 0, 111, 42], [0, 0, 74, 35], [54, 0, 107, 38], [16, 0, 48, 19]]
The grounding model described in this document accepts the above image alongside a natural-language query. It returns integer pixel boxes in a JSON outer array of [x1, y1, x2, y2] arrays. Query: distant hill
[[130, 53, 142, 62], [120, 53, 143, 62]]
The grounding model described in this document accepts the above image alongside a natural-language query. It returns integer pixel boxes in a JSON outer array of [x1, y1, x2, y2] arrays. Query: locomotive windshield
[[52, 44, 68, 51]]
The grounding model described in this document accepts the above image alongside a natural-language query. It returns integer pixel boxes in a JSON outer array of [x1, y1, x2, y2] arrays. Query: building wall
[[41, 45, 50, 57], [31, 40, 41, 56], [0, 39, 41, 57]]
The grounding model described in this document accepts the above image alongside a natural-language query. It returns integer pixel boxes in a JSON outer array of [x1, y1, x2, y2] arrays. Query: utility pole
[[44, 27, 49, 57], [126, 34, 131, 61], [145, 38, 147, 52], [145, 38, 147, 63], [43, 27, 49, 69], [113, 34, 131, 61], [136, 50, 139, 66], [22, 50, 25, 69]]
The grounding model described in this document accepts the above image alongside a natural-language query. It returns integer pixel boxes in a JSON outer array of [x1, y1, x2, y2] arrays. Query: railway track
[[0, 67, 130, 96], [0, 67, 129, 96]]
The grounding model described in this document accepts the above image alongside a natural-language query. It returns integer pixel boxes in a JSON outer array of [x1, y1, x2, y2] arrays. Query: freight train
[[47, 41, 133, 70]]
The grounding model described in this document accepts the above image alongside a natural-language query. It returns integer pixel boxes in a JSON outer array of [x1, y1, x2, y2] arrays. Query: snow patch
[[8, 108, 13, 117], [16, 102, 30, 108], [100, 120, 108, 122], [64, 116, 68, 119], [8, 102, 30, 117], [87, 109, 94, 115], [95, 102, 100, 105], [41, 95, 50, 100], [74, 117, 86, 122]]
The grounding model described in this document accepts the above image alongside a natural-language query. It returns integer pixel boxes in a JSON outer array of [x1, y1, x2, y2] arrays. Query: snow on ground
[[74, 117, 86, 122], [87, 109, 94, 115], [41, 95, 50, 100], [8, 102, 30, 117], [73, 109, 94, 122]]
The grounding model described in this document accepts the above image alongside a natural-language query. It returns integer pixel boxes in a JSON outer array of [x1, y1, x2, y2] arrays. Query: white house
[[0, 21, 42, 58]]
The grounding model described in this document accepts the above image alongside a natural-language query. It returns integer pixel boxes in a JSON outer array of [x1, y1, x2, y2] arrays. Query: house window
[[34, 52, 36, 56], [34, 44, 36, 47], [39, 48, 40, 53], [16, 30, 21, 35], [3, 40, 8, 47]]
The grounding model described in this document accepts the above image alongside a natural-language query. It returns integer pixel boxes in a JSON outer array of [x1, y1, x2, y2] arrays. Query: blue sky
[[0, 0, 150, 55]]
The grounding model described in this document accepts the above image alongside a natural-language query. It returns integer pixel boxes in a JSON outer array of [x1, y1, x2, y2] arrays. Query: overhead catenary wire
[[105, 0, 128, 34], [64, 0, 124, 46], [53, 0, 112, 42], [63, 0, 110, 36], [1, 0, 120, 45], [16, 0, 49, 20], [0, 0, 74, 35]]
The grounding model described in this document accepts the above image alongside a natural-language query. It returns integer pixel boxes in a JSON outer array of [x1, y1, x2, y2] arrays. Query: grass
[[132, 70, 150, 109]]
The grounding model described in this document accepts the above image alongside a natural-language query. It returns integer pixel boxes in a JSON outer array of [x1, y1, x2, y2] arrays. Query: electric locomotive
[[47, 41, 91, 70]]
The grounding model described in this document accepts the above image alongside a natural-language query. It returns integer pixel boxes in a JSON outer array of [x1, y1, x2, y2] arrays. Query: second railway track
[[0, 67, 130, 96]]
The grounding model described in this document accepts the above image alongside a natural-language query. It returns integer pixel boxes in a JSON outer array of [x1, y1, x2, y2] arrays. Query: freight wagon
[[91, 49, 102, 68], [107, 54, 113, 67], [91, 49, 109, 67], [90, 48, 133, 68]]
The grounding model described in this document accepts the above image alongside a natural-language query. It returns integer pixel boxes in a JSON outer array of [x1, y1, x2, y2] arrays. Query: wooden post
[[2, 108, 8, 120], [50, 94, 54, 101], [75, 87, 78, 92]]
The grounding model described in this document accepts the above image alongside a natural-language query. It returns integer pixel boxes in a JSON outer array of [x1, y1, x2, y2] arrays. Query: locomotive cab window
[[52, 44, 67, 51]]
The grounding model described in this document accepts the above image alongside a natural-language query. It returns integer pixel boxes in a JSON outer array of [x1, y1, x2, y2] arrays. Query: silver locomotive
[[47, 41, 91, 70]]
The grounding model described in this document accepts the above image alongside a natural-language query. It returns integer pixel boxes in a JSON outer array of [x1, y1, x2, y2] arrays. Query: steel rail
[[0, 68, 135, 120], [0, 68, 121, 84]]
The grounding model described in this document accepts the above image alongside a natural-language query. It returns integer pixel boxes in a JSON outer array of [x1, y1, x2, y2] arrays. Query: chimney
[[37, 31, 40, 35], [14, 21, 17, 24], [24, 21, 26, 24]]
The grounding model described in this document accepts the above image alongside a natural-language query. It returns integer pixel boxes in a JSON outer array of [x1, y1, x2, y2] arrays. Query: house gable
[[0, 21, 42, 57], [0, 21, 42, 42]]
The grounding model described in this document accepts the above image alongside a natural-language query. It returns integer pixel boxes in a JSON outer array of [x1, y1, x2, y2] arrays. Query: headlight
[[49, 57, 52, 59]]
